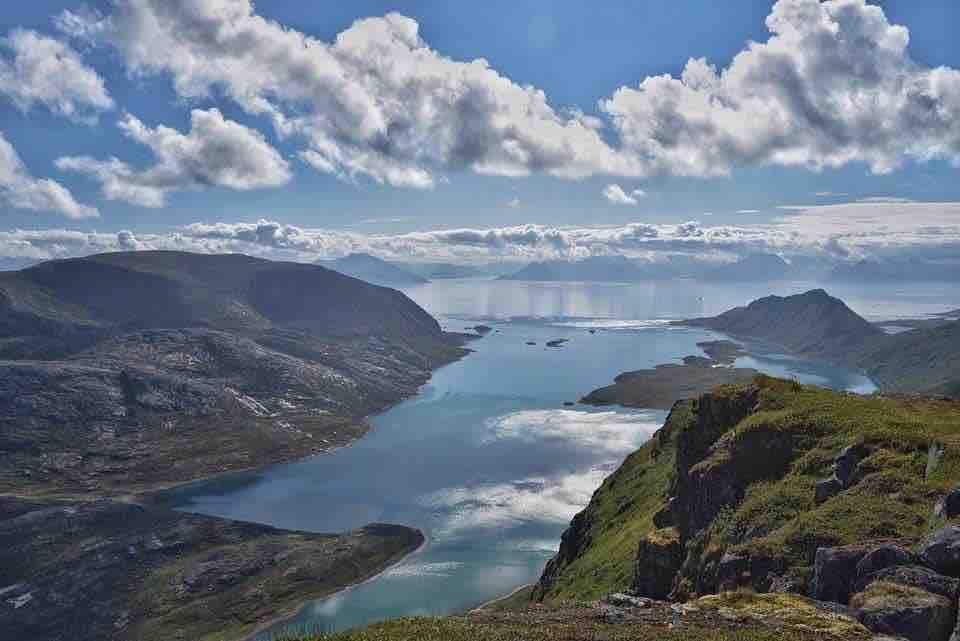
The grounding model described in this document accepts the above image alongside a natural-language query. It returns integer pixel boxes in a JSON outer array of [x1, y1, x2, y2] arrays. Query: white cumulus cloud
[[57, 0, 960, 186], [602, 183, 645, 205], [0, 29, 113, 123], [0, 131, 98, 218], [56, 109, 291, 207]]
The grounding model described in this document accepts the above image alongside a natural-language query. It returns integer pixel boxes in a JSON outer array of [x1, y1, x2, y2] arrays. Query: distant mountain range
[[828, 258, 960, 283], [499, 253, 832, 282], [681, 288, 959, 397], [402, 262, 490, 279], [317, 252, 428, 287]]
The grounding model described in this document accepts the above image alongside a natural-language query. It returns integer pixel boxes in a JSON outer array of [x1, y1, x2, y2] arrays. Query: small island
[[580, 340, 755, 409]]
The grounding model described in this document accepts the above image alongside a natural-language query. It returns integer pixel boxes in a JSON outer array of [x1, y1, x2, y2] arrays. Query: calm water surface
[[166, 280, 957, 636]]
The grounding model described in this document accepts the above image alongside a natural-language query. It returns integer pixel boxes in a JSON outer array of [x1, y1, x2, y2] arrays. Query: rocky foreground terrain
[[533, 376, 960, 640], [0, 251, 469, 640]]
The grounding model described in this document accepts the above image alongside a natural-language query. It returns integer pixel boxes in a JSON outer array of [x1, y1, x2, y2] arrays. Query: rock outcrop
[[535, 376, 960, 640]]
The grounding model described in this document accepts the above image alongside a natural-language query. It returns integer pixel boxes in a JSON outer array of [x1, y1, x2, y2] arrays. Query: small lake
[[164, 279, 956, 636]]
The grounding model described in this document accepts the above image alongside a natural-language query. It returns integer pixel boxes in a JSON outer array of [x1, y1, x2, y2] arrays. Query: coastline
[[238, 531, 432, 641], [472, 583, 535, 612]]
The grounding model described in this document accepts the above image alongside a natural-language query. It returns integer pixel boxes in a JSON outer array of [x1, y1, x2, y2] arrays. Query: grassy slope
[[706, 378, 960, 569], [541, 376, 960, 600], [538, 402, 690, 600]]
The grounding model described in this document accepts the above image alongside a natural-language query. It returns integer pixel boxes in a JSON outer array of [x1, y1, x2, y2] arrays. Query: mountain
[[318, 252, 428, 287], [0, 251, 466, 497], [830, 258, 960, 283], [499, 253, 830, 282], [403, 262, 488, 279], [681, 289, 883, 362], [500, 255, 656, 281], [702, 253, 792, 281], [860, 319, 960, 397], [680, 288, 960, 398]]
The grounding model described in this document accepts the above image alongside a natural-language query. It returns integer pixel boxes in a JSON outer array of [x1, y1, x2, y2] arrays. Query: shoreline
[[471, 583, 535, 612], [139, 332, 477, 506], [238, 532, 432, 641]]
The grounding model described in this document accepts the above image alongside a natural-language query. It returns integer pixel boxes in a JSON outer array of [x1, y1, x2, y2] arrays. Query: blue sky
[[1, 0, 959, 265]]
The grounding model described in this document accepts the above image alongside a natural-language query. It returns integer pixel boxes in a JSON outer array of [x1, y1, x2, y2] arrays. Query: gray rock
[[935, 486, 960, 521], [835, 444, 866, 486], [815, 475, 844, 504], [855, 544, 916, 582], [604, 593, 652, 608], [855, 565, 959, 600], [632, 528, 683, 600], [811, 544, 871, 604], [652, 500, 674, 528], [854, 586, 954, 641], [815, 444, 868, 505], [922, 525, 960, 577]]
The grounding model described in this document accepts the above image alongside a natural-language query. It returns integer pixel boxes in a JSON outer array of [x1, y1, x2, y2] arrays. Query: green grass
[[540, 375, 960, 601], [537, 401, 693, 600]]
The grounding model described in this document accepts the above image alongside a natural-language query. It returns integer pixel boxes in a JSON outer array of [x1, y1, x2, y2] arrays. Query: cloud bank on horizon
[[3, 200, 958, 267], [0, 0, 959, 268]]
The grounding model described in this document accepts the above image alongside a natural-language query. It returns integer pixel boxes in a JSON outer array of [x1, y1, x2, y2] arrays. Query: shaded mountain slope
[[1, 251, 439, 349], [0, 251, 467, 497], [860, 319, 960, 397], [681, 289, 883, 362]]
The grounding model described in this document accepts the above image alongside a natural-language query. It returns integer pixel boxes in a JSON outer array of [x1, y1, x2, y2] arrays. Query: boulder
[[815, 476, 844, 504], [852, 582, 954, 641], [716, 553, 750, 592], [922, 525, 960, 577], [935, 486, 960, 521], [854, 565, 959, 601], [855, 544, 915, 582], [632, 527, 683, 600], [652, 500, 674, 529], [814, 444, 868, 505], [811, 544, 871, 604], [835, 444, 866, 486]]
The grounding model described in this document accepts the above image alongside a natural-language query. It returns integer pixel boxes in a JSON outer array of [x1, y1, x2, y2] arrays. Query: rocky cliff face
[[0, 251, 468, 497], [536, 376, 960, 640]]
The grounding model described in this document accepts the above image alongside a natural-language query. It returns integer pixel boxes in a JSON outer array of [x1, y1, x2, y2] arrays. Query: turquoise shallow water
[[163, 280, 957, 636]]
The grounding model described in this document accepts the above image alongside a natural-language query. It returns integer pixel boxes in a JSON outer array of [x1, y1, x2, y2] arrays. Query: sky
[[1, 0, 960, 267]]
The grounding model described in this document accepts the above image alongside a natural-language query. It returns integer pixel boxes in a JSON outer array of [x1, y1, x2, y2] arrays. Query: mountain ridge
[[679, 288, 959, 398], [0, 251, 468, 498]]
